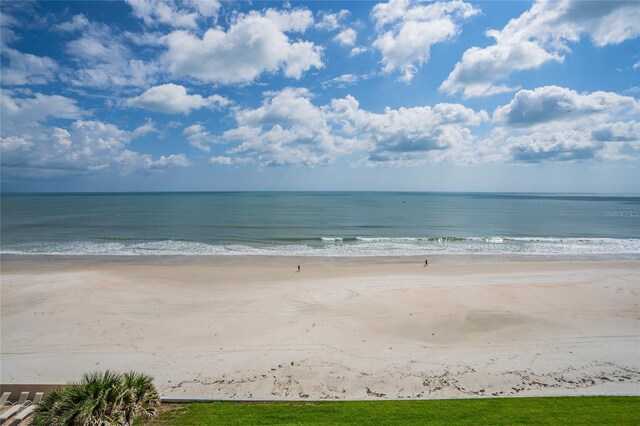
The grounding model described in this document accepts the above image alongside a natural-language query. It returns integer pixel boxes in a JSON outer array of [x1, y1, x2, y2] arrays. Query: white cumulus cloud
[[441, 0, 640, 98], [60, 17, 159, 87], [349, 46, 369, 57], [1, 118, 188, 178], [481, 86, 640, 163], [56, 14, 90, 32], [183, 123, 218, 151], [127, 0, 196, 28], [162, 8, 322, 84], [322, 73, 375, 89], [1, 48, 58, 86], [1, 90, 85, 127], [493, 86, 639, 127], [1, 90, 187, 177], [132, 119, 159, 137], [223, 88, 349, 167], [591, 121, 640, 142], [331, 95, 488, 165], [128, 83, 230, 114], [216, 87, 488, 167], [209, 155, 252, 166], [316, 9, 350, 31], [148, 154, 189, 168], [334, 28, 357, 46], [372, 0, 480, 82]]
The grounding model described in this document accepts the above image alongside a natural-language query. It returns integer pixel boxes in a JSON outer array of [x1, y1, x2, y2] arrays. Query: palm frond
[[29, 370, 158, 425]]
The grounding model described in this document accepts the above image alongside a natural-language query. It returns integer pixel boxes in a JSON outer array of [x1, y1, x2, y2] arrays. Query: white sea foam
[[355, 237, 423, 242], [483, 237, 504, 244], [2, 237, 640, 257]]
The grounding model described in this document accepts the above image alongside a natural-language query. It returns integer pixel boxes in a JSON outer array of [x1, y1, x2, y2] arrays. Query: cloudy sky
[[1, 0, 639, 192]]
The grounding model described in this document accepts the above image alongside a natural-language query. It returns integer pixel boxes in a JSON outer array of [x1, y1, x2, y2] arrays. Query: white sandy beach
[[1, 256, 639, 399]]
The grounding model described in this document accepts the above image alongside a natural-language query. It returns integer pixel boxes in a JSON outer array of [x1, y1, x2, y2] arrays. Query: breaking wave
[[3, 236, 640, 257]]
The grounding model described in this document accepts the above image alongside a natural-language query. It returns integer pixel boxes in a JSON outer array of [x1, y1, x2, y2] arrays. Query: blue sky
[[1, 0, 639, 193]]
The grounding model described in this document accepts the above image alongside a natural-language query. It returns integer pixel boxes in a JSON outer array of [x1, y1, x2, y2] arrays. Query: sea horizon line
[[2, 190, 640, 197]]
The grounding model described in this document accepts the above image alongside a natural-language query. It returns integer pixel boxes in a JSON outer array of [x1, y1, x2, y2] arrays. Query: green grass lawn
[[139, 396, 640, 425]]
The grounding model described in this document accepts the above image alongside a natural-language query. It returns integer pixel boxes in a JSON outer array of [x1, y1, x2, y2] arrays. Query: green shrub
[[32, 370, 159, 426]]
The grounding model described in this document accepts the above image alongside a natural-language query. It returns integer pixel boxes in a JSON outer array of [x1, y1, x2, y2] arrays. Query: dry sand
[[1, 256, 639, 399]]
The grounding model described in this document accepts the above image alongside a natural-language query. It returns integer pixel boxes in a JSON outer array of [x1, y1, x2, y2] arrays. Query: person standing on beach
[[424, 258, 428, 267], [297, 265, 301, 272]]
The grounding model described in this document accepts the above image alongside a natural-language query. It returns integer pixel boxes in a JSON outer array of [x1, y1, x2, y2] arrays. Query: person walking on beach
[[424, 258, 428, 267], [297, 265, 301, 272]]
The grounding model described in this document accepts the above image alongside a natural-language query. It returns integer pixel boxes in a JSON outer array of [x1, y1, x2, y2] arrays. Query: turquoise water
[[1, 192, 639, 256]]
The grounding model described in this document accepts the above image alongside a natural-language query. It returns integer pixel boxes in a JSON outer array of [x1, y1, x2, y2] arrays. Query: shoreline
[[2, 252, 639, 267], [2, 257, 639, 399]]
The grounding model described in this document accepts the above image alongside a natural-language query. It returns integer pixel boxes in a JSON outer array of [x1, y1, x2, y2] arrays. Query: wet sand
[[1, 256, 639, 399]]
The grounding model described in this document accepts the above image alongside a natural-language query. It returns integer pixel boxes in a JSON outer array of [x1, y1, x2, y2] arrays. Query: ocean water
[[1, 192, 639, 257]]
